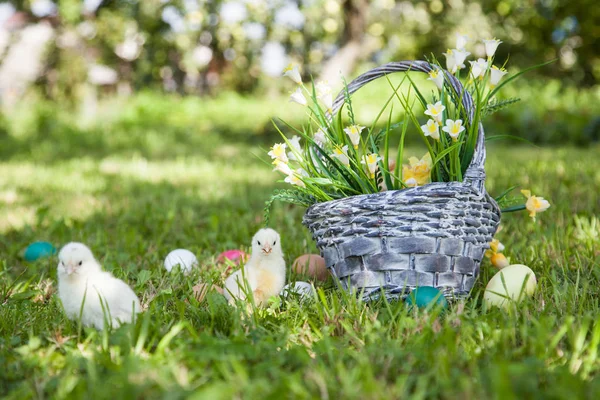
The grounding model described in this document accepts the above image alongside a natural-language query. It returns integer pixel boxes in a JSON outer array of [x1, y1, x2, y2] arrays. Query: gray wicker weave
[[302, 60, 501, 301]]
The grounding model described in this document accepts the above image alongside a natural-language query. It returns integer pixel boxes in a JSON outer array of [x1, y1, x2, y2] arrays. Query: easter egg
[[164, 249, 198, 274], [405, 286, 448, 309], [292, 254, 329, 281], [192, 282, 224, 303], [24, 241, 56, 262], [484, 264, 537, 308], [281, 281, 314, 299], [217, 249, 248, 265]]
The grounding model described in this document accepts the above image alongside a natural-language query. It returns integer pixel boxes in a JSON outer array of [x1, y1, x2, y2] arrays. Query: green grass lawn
[[1, 97, 600, 398]]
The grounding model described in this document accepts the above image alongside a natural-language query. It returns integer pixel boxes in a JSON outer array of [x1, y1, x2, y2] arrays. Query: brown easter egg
[[192, 282, 224, 303], [292, 254, 329, 281]]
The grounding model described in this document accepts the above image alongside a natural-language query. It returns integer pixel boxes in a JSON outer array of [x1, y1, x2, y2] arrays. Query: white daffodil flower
[[283, 64, 302, 84], [272, 159, 293, 175], [483, 39, 502, 59], [313, 127, 327, 146], [490, 65, 508, 87], [315, 81, 333, 111], [268, 143, 288, 163], [343, 124, 364, 149], [361, 153, 381, 178], [287, 135, 303, 161], [452, 49, 471, 70], [424, 101, 446, 124], [469, 58, 488, 80], [443, 49, 457, 73], [421, 119, 440, 140], [284, 171, 305, 187], [427, 69, 444, 90], [332, 145, 350, 166], [456, 33, 469, 50], [442, 119, 466, 141], [289, 88, 307, 106]]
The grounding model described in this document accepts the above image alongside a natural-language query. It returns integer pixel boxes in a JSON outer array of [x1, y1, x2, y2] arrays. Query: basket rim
[[304, 179, 489, 215]]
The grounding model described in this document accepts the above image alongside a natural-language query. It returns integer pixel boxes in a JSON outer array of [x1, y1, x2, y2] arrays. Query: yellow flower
[[402, 153, 432, 187], [485, 239, 508, 269], [521, 190, 551, 220], [283, 64, 302, 84], [361, 153, 381, 178], [343, 124, 364, 149], [485, 238, 505, 257], [268, 143, 288, 163], [491, 253, 509, 269], [490, 238, 505, 253], [424, 101, 445, 124]]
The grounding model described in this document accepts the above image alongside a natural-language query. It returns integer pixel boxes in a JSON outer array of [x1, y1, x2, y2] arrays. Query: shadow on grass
[[0, 168, 312, 279]]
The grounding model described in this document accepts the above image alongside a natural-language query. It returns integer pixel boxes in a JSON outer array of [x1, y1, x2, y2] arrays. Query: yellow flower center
[[451, 123, 461, 134], [530, 197, 543, 209], [271, 145, 285, 156], [429, 70, 439, 78]]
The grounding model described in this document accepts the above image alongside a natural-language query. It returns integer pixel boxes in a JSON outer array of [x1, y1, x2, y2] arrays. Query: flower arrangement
[[265, 36, 551, 224]]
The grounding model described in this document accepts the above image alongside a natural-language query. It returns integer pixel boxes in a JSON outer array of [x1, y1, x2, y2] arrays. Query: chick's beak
[[66, 263, 75, 275], [262, 245, 272, 254]]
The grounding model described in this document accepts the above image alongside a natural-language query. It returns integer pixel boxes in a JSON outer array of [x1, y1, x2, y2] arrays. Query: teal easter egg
[[24, 241, 56, 262], [405, 286, 448, 309]]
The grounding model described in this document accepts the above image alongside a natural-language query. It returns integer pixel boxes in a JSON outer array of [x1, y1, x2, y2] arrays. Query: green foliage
[[4, 0, 598, 101], [1, 102, 600, 397], [483, 97, 521, 116]]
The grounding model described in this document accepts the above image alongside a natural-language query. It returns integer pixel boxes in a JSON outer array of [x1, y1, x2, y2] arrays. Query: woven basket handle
[[330, 60, 486, 191]]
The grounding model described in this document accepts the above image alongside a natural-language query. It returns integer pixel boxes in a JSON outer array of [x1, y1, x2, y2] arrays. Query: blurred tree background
[[0, 0, 598, 146]]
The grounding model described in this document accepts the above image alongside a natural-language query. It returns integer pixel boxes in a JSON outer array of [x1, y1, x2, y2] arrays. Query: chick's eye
[[257, 241, 261, 246], [78, 261, 82, 266], [273, 241, 277, 246]]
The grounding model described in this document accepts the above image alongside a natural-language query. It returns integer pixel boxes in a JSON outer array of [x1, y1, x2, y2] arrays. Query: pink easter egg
[[217, 249, 248, 265]]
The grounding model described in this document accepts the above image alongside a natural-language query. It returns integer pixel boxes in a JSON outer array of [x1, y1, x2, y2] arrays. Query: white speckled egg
[[484, 264, 537, 308]]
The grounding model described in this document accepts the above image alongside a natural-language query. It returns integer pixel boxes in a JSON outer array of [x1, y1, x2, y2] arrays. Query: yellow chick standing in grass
[[224, 228, 286, 307]]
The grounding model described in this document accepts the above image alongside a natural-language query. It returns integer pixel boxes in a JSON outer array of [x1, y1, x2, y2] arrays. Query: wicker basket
[[302, 60, 501, 301]]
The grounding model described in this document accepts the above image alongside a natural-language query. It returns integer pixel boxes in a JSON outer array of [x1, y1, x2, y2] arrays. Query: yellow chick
[[224, 228, 286, 306]]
